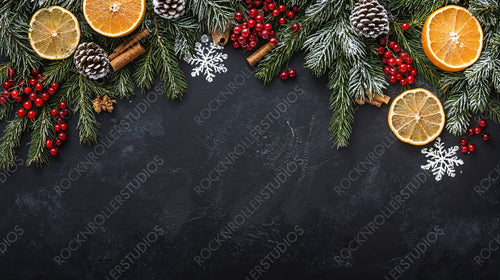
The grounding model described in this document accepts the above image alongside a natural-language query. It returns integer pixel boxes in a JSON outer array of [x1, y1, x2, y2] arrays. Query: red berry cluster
[[45, 101, 71, 157], [376, 37, 417, 86], [459, 119, 490, 153], [2, 67, 70, 157], [231, 3, 300, 51]]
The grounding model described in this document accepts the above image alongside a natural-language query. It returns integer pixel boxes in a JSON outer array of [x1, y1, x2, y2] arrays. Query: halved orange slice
[[29, 6, 81, 60], [388, 89, 445, 146], [83, 0, 146, 38], [422, 5, 483, 72]]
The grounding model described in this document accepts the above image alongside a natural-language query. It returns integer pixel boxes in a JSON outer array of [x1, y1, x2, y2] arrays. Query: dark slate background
[[0, 42, 499, 280]]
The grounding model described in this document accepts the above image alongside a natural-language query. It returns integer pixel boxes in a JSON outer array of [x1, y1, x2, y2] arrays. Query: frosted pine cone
[[74, 43, 110, 80], [153, 0, 186, 20], [350, 0, 390, 38]]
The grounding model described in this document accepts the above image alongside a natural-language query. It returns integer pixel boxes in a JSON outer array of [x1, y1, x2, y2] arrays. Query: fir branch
[[0, 116, 29, 170], [327, 58, 355, 148], [27, 106, 55, 166], [445, 91, 471, 135], [134, 45, 156, 91], [153, 34, 187, 99], [186, 0, 233, 32], [0, 102, 15, 122], [112, 65, 135, 99], [41, 59, 74, 85]]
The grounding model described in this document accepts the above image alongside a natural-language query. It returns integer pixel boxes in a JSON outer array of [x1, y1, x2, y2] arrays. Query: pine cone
[[93, 94, 117, 114], [350, 0, 389, 38], [74, 42, 110, 80], [152, 0, 186, 20]]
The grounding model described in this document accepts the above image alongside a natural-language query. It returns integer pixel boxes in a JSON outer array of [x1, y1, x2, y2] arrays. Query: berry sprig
[[2, 67, 70, 157], [231, 2, 300, 52], [459, 119, 490, 153], [46, 101, 71, 157], [376, 37, 417, 86]]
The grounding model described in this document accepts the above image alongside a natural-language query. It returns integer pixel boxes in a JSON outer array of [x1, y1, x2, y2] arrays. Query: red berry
[[23, 101, 32, 110], [54, 124, 61, 131], [24, 87, 32, 94], [30, 69, 39, 76], [2, 90, 9, 98], [280, 71, 288, 80], [51, 82, 59, 90], [401, 23, 410, 30], [389, 67, 397, 75], [379, 37, 387, 46], [51, 109, 59, 116], [16, 96, 23, 103], [255, 23, 263, 31], [400, 79, 407, 86], [48, 87, 56, 95], [400, 52, 408, 60], [395, 73, 403, 81], [56, 117, 64, 124], [384, 66, 391, 75], [376, 46, 385, 55], [388, 41, 396, 49], [278, 4, 286, 12], [241, 28, 250, 37], [292, 5, 299, 12], [249, 8, 258, 18], [60, 123, 68, 131], [384, 51, 392, 58], [399, 64, 408, 73], [406, 57, 413, 64], [388, 58, 396, 67], [49, 147, 58, 157], [267, 3, 275, 10], [468, 144, 476, 152], [287, 10, 295, 19], [468, 128, 475, 136], [461, 146, 468, 153], [17, 108, 25, 117], [393, 44, 401, 53], [34, 97, 43, 108], [233, 26, 241, 34], [59, 110, 66, 119], [35, 83, 43, 92], [389, 75, 398, 83], [292, 23, 300, 31], [410, 69, 417, 77], [27, 110, 36, 119], [288, 69, 297, 78], [279, 17, 286, 24], [3, 81, 10, 89], [10, 90, 19, 99], [396, 58, 403, 65], [41, 92, 49, 101], [482, 133, 490, 142], [58, 132, 67, 141], [474, 126, 481, 134], [460, 138, 468, 146], [29, 78, 37, 86], [272, 9, 280, 17], [0, 96, 7, 104], [46, 139, 53, 148], [234, 12, 243, 21], [36, 74, 44, 80], [381, 57, 388, 64], [264, 23, 272, 30], [55, 139, 63, 147], [479, 119, 487, 128], [261, 29, 270, 39], [59, 101, 67, 109], [406, 76, 415, 84], [255, 14, 264, 23], [7, 68, 15, 77], [29, 93, 37, 101], [269, 37, 278, 46]]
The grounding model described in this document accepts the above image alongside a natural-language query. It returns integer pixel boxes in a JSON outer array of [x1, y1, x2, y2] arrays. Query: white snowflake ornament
[[421, 137, 464, 181], [184, 35, 228, 82]]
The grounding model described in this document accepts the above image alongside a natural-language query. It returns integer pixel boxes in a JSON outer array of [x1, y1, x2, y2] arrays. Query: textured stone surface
[[0, 48, 498, 280]]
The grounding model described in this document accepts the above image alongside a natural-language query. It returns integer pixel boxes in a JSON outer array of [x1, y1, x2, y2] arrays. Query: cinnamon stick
[[247, 43, 275, 66], [212, 22, 232, 46], [111, 43, 146, 71], [109, 29, 150, 61], [356, 98, 366, 105], [366, 100, 383, 107], [372, 94, 391, 104]]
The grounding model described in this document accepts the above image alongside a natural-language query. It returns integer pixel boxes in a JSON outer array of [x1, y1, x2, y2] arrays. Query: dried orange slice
[[83, 0, 146, 38], [29, 6, 81, 60], [388, 88, 445, 146], [422, 5, 483, 72]]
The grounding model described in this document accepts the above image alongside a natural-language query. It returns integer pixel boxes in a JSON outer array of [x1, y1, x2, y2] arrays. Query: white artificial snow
[[184, 35, 228, 82], [421, 137, 464, 181]]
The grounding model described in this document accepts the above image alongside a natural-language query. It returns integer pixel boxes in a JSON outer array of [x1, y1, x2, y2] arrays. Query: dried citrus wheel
[[83, 0, 146, 38], [28, 6, 81, 60], [422, 5, 483, 72], [388, 88, 445, 146]]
